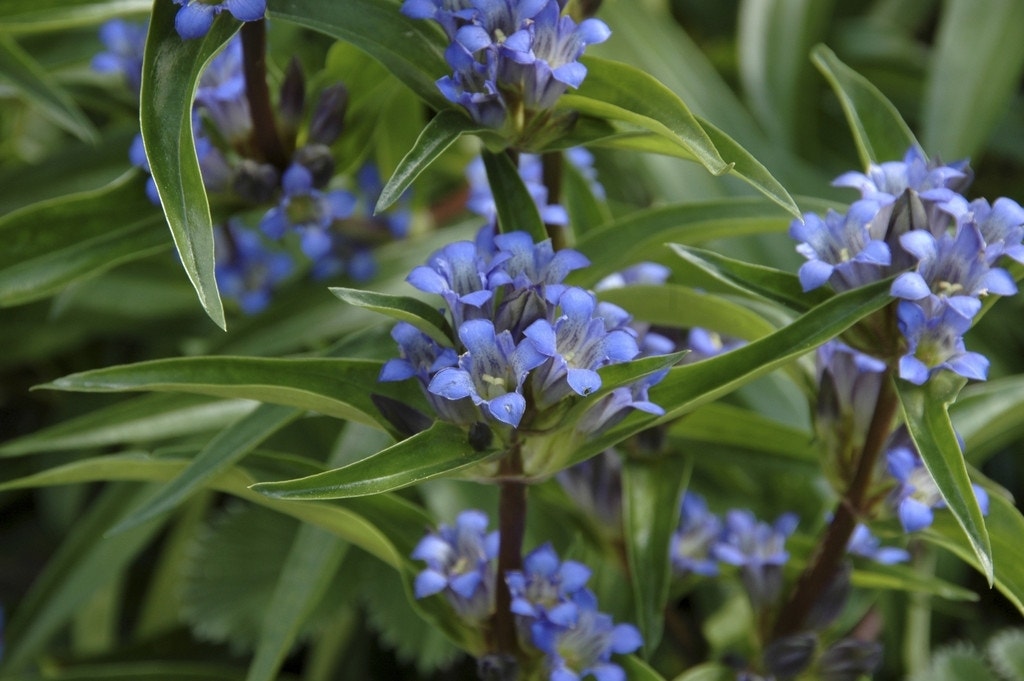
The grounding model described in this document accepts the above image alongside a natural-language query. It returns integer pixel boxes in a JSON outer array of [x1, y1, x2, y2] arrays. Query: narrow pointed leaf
[[623, 453, 690, 654], [141, 6, 237, 329], [39, 356, 426, 438], [330, 286, 454, 345], [108, 404, 302, 535], [251, 421, 500, 499], [897, 376, 993, 583], [670, 243, 833, 312], [620, 655, 670, 681], [482, 149, 547, 242], [952, 376, 1024, 464], [0, 171, 166, 307], [267, 0, 449, 110], [0, 34, 98, 142], [812, 44, 919, 168]]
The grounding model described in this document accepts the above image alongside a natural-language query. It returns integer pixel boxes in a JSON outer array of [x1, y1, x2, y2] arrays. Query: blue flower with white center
[[412, 509, 499, 622], [846, 524, 909, 565], [832, 146, 969, 208], [195, 37, 252, 145], [172, 0, 266, 40], [524, 287, 639, 407], [259, 164, 357, 260], [495, 0, 611, 110], [531, 607, 643, 681], [895, 298, 989, 385], [379, 322, 459, 384], [671, 493, 723, 577], [506, 543, 597, 628], [891, 222, 1017, 306], [789, 200, 890, 292], [428, 319, 546, 427], [407, 240, 497, 329], [713, 509, 798, 609], [941, 195, 1024, 265], [213, 220, 294, 315], [886, 441, 990, 533], [490, 231, 589, 290], [92, 19, 147, 95]]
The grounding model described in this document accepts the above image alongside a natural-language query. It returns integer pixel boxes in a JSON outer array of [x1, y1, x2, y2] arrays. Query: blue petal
[[379, 358, 415, 382], [577, 18, 612, 45], [523, 320, 558, 356], [225, 0, 265, 21], [559, 560, 591, 592], [414, 569, 448, 598], [259, 208, 288, 239], [798, 260, 834, 291], [588, 663, 626, 681], [524, 543, 559, 576], [898, 355, 931, 385], [300, 229, 332, 260], [947, 351, 989, 382], [174, 3, 216, 40], [487, 391, 526, 426], [898, 497, 934, 532], [891, 273, 931, 300], [428, 367, 477, 401], [547, 602, 579, 627], [455, 25, 493, 52], [552, 61, 587, 88], [449, 570, 483, 598], [407, 265, 448, 295], [567, 367, 601, 396]]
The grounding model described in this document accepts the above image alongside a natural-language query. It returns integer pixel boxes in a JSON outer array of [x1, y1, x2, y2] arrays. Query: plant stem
[[492, 445, 526, 661], [541, 152, 568, 250], [240, 20, 289, 169], [773, 370, 899, 639]]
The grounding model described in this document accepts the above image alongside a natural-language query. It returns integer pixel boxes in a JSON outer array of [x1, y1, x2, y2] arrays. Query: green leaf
[[670, 243, 832, 312], [329, 286, 454, 346], [952, 375, 1024, 465], [574, 278, 894, 464], [623, 453, 690, 654], [251, 421, 500, 500], [0, 662, 256, 680], [619, 656, 669, 681], [670, 664, 735, 681], [0, 483, 167, 672], [921, 0, 1024, 159], [482, 149, 548, 242], [0, 34, 98, 142], [0, 0, 150, 33], [140, 6, 238, 329], [0, 394, 258, 457], [668, 403, 817, 463], [898, 376, 993, 583], [811, 44, 919, 167], [561, 151, 610, 236], [267, 0, 449, 111], [0, 172, 166, 307], [108, 404, 302, 535], [40, 356, 424, 438], [375, 109, 489, 212], [849, 561, 978, 602]]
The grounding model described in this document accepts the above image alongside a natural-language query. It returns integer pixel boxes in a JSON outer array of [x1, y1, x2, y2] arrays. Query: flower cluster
[[790, 146, 1024, 385], [402, 0, 611, 133], [412, 515, 642, 681], [381, 230, 664, 433], [95, 22, 411, 314], [171, 0, 266, 40]]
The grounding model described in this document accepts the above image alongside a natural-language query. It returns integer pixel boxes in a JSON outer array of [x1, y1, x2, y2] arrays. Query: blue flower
[[506, 543, 597, 628], [172, 0, 266, 40], [895, 299, 989, 385], [259, 164, 357, 260], [412, 509, 499, 622], [428, 319, 546, 427], [195, 37, 253, 144], [524, 287, 639, 407], [886, 440, 990, 533], [407, 240, 495, 329], [789, 200, 891, 292], [941, 195, 1024, 266], [671, 493, 722, 577], [684, 327, 745, 362], [379, 322, 459, 384], [214, 220, 294, 314], [846, 524, 909, 565], [532, 607, 642, 681], [832, 146, 969, 209], [594, 262, 670, 291], [92, 19, 147, 95], [466, 154, 569, 227], [713, 509, 798, 609], [401, 0, 480, 40]]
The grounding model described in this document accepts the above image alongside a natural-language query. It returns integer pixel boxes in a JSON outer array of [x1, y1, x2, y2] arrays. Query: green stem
[[541, 152, 569, 250], [773, 369, 899, 639], [240, 20, 289, 169]]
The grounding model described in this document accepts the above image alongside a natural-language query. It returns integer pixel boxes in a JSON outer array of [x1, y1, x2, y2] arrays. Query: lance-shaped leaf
[[812, 44, 919, 168], [0, 172, 166, 307], [107, 404, 302, 535], [376, 109, 490, 212], [141, 6, 238, 329], [482, 149, 547, 242], [952, 376, 1024, 465], [897, 375, 993, 583], [570, 277, 894, 465], [670, 243, 833, 312], [267, 0, 449, 111], [623, 453, 690, 654], [0, 394, 257, 457], [0, 0, 151, 34], [39, 356, 426, 438], [0, 33, 98, 142], [924, 491, 1024, 616], [329, 287, 453, 346], [620, 656, 670, 681], [251, 421, 501, 500]]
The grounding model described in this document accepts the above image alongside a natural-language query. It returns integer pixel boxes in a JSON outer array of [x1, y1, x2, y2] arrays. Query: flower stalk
[[240, 19, 289, 168]]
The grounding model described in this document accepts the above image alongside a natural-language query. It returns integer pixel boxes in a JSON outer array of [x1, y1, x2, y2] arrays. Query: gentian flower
[[671, 493, 722, 577], [379, 322, 459, 384], [713, 509, 798, 609], [832, 146, 969, 210], [259, 164, 357, 260], [428, 319, 546, 427], [195, 37, 253, 145], [941, 195, 1024, 265], [408, 240, 496, 329], [683, 328, 745, 362], [789, 200, 890, 292], [412, 509, 499, 622], [214, 219, 293, 314], [531, 607, 643, 681], [172, 0, 266, 40], [506, 543, 597, 628], [895, 299, 989, 385], [846, 524, 909, 564], [401, 0, 479, 40], [92, 19, 147, 94]]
